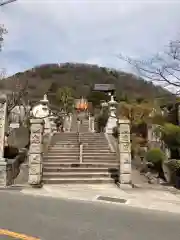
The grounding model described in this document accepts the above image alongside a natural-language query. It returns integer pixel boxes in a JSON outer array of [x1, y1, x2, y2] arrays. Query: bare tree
[[0, 24, 7, 51], [7, 79, 29, 115], [119, 39, 180, 94]]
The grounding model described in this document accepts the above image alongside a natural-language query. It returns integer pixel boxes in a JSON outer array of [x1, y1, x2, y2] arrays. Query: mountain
[[0, 63, 172, 104]]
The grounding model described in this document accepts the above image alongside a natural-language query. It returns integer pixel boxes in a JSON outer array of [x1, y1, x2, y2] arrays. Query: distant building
[[75, 97, 88, 111]]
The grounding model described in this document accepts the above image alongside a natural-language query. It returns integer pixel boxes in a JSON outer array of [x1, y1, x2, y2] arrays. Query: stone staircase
[[80, 132, 119, 183], [79, 119, 89, 132], [42, 131, 119, 184], [43, 132, 80, 184]]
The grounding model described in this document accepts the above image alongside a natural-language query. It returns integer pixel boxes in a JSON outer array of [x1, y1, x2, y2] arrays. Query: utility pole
[[0, 0, 17, 6]]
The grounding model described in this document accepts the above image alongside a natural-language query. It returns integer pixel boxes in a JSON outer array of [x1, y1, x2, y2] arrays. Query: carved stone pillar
[[28, 119, 44, 187], [117, 119, 132, 187], [0, 94, 11, 186]]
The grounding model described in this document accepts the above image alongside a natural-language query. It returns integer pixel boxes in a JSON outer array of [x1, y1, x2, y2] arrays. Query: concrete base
[[0, 160, 13, 187], [116, 182, 133, 190]]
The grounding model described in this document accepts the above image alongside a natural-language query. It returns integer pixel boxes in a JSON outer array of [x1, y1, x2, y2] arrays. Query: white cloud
[[0, 0, 180, 76]]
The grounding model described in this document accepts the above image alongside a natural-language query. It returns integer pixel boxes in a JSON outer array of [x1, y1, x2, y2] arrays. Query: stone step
[[48, 148, 79, 151], [82, 152, 114, 155], [83, 146, 109, 149], [43, 177, 115, 184], [44, 155, 79, 158], [80, 137, 105, 139], [51, 142, 78, 145], [52, 138, 78, 140], [46, 152, 79, 155], [46, 152, 79, 156], [43, 172, 118, 178], [51, 139, 78, 141], [43, 159, 80, 163], [48, 147, 79, 150], [50, 145, 79, 147], [83, 149, 111, 152], [53, 133, 78, 136], [82, 160, 117, 164], [82, 142, 107, 144], [47, 151, 79, 154], [50, 142, 79, 144], [43, 167, 118, 173], [43, 162, 119, 168], [44, 156, 79, 160], [83, 155, 116, 159]]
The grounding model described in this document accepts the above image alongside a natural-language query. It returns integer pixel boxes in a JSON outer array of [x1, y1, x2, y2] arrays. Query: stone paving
[[20, 183, 180, 214]]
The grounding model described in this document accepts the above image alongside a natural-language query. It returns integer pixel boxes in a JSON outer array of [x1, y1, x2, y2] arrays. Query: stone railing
[[77, 128, 83, 163], [43, 131, 53, 155], [0, 148, 28, 187], [79, 143, 83, 163], [88, 115, 95, 132], [104, 132, 116, 153], [6, 148, 28, 185]]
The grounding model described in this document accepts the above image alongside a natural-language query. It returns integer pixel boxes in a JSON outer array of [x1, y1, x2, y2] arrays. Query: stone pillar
[[91, 117, 95, 132], [117, 119, 132, 187], [69, 113, 72, 132], [88, 114, 91, 132], [0, 95, 7, 158], [28, 119, 44, 187], [0, 94, 12, 186]]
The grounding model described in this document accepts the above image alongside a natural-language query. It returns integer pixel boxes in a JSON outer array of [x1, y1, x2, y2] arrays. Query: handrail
[[79, 143, 83, 163], [77, 120, 83, 163]]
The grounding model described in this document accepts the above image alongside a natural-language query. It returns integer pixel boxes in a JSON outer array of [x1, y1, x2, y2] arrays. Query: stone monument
[[105, 94, 117, 134], [117, 119, 132, 187]]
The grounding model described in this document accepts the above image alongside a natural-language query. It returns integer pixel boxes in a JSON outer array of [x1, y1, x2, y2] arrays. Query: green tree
[[95, 107, 109, 132], [160, 123, 180, 158], [117, 101, 153, 125], [56, 87, 74, 113], [145, 148, 166, 179], [87, 91, 109, 108]]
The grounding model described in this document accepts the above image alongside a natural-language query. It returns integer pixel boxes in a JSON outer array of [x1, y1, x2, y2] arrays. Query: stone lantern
[[105, 93, 118, 134]]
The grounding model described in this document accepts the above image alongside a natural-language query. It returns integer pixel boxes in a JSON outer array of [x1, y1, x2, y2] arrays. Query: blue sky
[[1, 0, 180, 76]]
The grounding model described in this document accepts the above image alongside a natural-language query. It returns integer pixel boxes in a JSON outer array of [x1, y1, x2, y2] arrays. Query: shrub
[[146, 148, 167, 179], [146, 148, 166, 178], [160, 123, 180, 150], [96, 109, 109, 132], [160, 123, 180, 159], [167, 160, 180, 177], [146, 148, 166, 165]]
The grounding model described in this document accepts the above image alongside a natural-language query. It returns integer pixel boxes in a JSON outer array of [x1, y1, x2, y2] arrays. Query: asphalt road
[[0, 191, 180, 240]]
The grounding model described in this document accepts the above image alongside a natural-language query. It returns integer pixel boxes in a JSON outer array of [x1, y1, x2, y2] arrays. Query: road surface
[[0, 191, 180, 240]]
